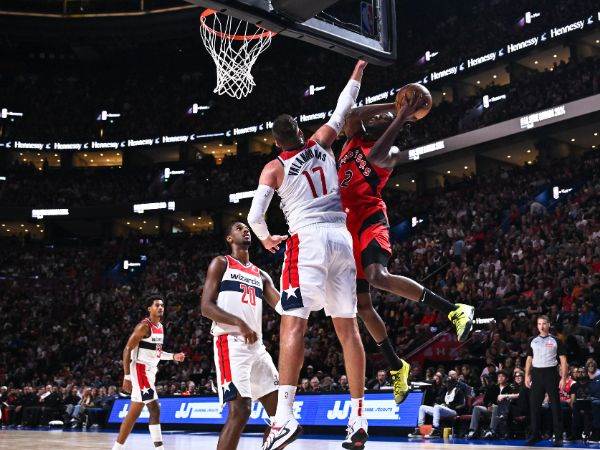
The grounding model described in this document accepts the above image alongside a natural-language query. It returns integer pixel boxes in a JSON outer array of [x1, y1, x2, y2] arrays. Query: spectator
[[484, 370, 518, 439], [309, 377, 321, 393], [466, 373, 499, 439], [63, 387, 81, 422], [586, 359, 600, 380], [367, 370, 391, 390], [337, 375, 349, 393], [570, 367, 592, 441], [410, 371, 466, 439], [298, 379, 311, 393], [588, 376, 600, 442]]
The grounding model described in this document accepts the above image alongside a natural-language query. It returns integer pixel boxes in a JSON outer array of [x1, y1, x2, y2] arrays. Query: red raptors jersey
[[338, 134, 392, 219]]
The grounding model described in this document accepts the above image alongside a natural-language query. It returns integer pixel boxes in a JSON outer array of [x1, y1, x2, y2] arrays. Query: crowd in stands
[[1, 147, 598, 437], [0, 152, 271, 207], [1, 50, 598, 208]]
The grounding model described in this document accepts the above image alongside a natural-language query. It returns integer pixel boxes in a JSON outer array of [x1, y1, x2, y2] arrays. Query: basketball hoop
[[199, 9, 276, 99]]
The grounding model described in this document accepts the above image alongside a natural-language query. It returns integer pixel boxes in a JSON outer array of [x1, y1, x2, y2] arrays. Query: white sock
[[149, 424, 163, 445], [274, 385, 297, 425], [351, 397, 364, 419], [154, 446, 164, 450], [112, 443, 124, 450]]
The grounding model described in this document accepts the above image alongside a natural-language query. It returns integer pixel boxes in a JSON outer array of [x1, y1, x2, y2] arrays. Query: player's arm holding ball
[[201, 256, 258, 344], [121, 322, 150, 394], [343, 101, 396, 138], [368, 83, 432, 168]]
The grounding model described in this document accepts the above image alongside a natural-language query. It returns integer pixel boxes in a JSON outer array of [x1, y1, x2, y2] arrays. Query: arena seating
[[1, 148, 598, 436]]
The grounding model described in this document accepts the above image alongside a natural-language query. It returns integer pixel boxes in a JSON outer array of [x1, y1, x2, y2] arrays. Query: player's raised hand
[[351, 60, 368, 81], [239, 321, 258, 345], [260, 234, 287, 253], [174, 352, 186, 362]]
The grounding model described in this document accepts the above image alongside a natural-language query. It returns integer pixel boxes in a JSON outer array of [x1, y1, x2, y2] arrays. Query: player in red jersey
[[338, 90, 474, 404]]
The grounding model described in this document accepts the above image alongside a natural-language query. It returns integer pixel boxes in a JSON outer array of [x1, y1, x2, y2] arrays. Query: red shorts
[[346, 209, 392, 292]]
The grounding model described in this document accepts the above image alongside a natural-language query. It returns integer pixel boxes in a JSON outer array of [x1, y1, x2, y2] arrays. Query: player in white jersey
[[248, 60, 370, 450], [112, 295, 185, 450], [201, 222, 282, 450]]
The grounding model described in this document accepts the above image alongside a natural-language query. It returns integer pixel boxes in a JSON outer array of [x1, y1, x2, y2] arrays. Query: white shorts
[[280, 222, 357, 319], [213, 334, 279, 406], [130, 361, 158, 404]]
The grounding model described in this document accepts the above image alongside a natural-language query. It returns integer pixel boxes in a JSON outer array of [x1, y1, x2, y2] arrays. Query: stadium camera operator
[[525, 315, 568, 447]]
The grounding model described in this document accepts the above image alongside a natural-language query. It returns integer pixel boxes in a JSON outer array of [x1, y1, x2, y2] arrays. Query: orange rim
[[200, 9, 276, 41]]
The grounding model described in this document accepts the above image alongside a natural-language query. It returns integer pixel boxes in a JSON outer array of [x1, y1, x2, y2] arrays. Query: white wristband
[[124, 375, 131, 381]]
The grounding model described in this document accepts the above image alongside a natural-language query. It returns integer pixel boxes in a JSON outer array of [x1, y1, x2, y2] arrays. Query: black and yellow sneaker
[[448, 303, 474, 342], [390, 359, 411, 404]]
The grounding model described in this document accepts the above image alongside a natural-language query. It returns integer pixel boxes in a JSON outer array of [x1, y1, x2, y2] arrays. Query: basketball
[[395, 83, 432, 121]]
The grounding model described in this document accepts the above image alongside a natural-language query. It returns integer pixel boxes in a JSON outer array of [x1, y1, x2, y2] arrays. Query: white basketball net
[[200, 10, 274, 99]]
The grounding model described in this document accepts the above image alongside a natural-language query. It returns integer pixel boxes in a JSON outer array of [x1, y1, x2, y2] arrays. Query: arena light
[[303, 85, 326, 97], [524, 11, 541, 25], [123, 260, 142, 270], [163, 168, 186, 180], [97, 110, 121, 121], [482, 94, 507, 108], [188, 103, 211, 114], [424, 50, 438, 62], [0, 176, 6, 181], [133, 201, 176, 214], [1, 108, 24, 119], [552, 186, 573, 200], [411, 217, 423, 227], [31, 208, 69, 219], [229, 190, 256, 204]]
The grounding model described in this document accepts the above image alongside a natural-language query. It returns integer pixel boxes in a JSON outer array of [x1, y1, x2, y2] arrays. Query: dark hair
[[272, 114, 300, 147], [497, 369, 508, 378], [224, 221, 244, 240], [145, 293, 164, 307]]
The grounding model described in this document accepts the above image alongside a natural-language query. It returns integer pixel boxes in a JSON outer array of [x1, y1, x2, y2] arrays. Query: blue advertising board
[[108, 391, 423, 428]]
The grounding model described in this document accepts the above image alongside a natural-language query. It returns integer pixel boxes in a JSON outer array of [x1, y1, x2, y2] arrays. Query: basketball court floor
[[0, 429, 596, 449]]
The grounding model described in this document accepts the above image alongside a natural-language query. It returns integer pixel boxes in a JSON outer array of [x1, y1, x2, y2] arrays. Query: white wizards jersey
[[277, 139, 346, 234], [131, 318, 164, 368], [211, 255, 264, 339]]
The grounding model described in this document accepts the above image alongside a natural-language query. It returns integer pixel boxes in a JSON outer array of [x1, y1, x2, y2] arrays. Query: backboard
[[185, 0, 397, 65]]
